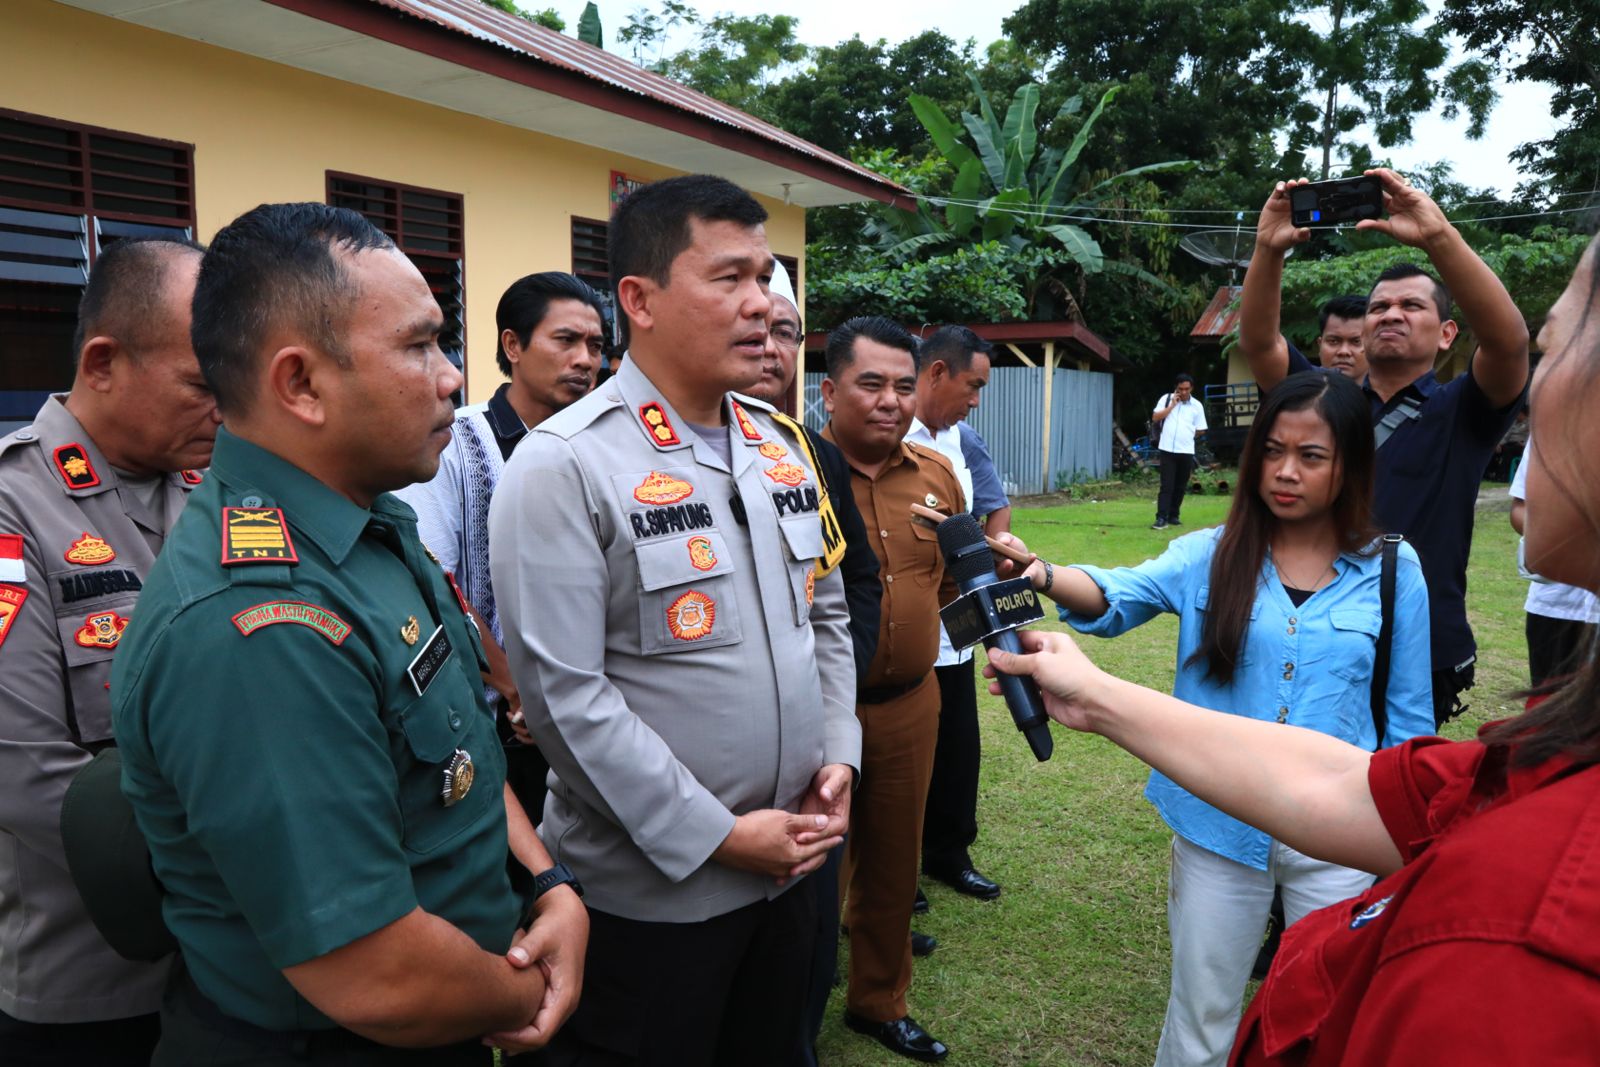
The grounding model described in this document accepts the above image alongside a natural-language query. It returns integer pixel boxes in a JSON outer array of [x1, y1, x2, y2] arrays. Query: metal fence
[[802, 365, 1112, 496]]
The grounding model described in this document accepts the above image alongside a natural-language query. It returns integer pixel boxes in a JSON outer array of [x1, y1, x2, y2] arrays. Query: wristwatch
[[531, 862, 584, 901]]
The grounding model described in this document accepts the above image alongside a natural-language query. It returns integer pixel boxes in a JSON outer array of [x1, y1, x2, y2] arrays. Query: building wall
[[3, 0, 807, 403]]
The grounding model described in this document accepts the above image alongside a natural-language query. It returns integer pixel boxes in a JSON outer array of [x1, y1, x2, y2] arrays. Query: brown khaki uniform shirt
[[821, 431, 964, 690], [0, 396, 198, 1022]]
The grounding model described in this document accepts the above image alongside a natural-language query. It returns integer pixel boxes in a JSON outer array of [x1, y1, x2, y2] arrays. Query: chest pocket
[[1193, 585, 1262, 670], [635, 534, 743, 656], [1325, 608, 1382, 683], [906, 520, 944, 588], [778, 517, 825, 626], [51, 581, 140, 745], [395, 659, 501, 854]]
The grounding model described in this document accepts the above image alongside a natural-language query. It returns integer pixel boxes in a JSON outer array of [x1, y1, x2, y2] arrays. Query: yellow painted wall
[[4, 0, 807, 402]]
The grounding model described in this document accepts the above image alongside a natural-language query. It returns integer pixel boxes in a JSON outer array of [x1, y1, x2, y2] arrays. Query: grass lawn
[[814, 484, 1527, 1066]]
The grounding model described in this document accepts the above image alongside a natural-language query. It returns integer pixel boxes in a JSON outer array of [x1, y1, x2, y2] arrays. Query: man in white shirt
[[906, 325, 1003, 902], [1510, 453, 1597, 685], [1151, 373, 1208, 530]]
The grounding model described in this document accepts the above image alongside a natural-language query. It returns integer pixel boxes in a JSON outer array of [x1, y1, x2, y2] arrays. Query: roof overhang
[[54, 0, 909, 209], [805, 320, 1126, 372]]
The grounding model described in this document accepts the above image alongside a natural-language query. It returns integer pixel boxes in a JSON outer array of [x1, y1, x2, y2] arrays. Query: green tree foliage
[[759, 32, 977, 157], [806, 242, 1036, 326], [1437, 0, 1600, 200], [578, 1, 603, 47], [617, 3, 806, 112], [481, 0, 565, 31]]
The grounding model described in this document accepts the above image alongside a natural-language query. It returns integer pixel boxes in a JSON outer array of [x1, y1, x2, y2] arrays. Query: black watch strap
[[531, 862, 583, 900]]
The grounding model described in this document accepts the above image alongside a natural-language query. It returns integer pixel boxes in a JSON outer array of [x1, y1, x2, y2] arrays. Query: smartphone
[[1289, 176, 1384, 228]]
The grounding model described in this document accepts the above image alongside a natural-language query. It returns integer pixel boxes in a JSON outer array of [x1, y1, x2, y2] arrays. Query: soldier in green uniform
[[111, 203, 588, 1065]]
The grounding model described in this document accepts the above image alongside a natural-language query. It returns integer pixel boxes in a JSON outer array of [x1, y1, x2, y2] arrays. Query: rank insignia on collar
[[442, 748, 475, 807], [638, 402, 682, 447], [232, 601, 351, 645], [758, 441, 788, 461], [688, 535, 717, 571], [64, 532, 116, 566], [731, 402, 763, 441], [180, 469, 204, 485], [401, 615, 421, 646], [0, 586, 27, 653], [221, 507, 299, 565], [52, 444, 101, 490], [666, 589, 716, 641], [762, 463, 807, 488], [74, 610, 129, 649], [634, 470, 694, 505]]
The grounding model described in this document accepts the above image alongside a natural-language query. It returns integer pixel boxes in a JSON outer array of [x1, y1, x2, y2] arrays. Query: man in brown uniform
[[0, 236, 215, 1065], [820, 315, 961, 1063]]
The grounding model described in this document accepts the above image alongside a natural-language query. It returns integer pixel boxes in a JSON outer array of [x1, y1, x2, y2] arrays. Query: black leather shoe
[[911, 931, 937, 957], [913, 887, 930, 914], [928, 865, 1002, 900], [844, 1013, 949, 1062]]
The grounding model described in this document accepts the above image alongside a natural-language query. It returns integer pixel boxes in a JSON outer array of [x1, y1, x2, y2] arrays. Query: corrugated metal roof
[[1191, 285, 1243, 340], [364, 0, 902, 196]]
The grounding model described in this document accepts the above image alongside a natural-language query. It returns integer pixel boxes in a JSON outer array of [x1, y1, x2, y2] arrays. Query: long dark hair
[[1189, 371, 1378, 684], [1484, 238, 1600, 768]]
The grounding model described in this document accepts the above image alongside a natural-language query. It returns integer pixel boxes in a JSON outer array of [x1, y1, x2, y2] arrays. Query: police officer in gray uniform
[[0, 237, 215, 1065], [490, 175, 861, 1067]]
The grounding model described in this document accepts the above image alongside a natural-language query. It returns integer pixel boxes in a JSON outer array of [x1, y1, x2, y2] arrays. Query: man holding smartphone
[[1237, 167, 1529, 727]]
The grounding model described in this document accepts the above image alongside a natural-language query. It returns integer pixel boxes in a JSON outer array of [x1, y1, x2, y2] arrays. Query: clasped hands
[[713, 762, 852, 885]]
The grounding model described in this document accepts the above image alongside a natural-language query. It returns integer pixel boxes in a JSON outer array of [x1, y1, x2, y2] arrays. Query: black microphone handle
[[983, 626, 1053, 762]]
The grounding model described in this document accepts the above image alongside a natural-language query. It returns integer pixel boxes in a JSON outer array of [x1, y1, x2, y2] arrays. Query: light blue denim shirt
[[1061, 526, 1433, 870]]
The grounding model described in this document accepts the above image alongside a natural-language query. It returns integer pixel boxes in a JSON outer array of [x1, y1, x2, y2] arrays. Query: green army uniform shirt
[[111, 427, 518, 1032]]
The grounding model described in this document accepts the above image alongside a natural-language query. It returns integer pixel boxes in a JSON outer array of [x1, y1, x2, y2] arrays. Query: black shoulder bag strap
[[1369, 534, 1404, 750]]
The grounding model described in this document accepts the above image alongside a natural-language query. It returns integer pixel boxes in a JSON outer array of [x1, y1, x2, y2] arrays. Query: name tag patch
[[221, 507, 299, 565], [232, 601, 351, 645], [628, 502, 715, 540], [772, 486, 820, 517], [407, 624, 453, 695], [60, 569, 143, 603]]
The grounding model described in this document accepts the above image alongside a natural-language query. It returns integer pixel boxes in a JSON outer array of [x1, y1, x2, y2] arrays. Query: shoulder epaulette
[[536, 386, 623, 442]]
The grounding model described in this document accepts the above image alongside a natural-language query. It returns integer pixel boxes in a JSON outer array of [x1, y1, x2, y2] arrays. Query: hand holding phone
[[1289, 176, 1384, 227]]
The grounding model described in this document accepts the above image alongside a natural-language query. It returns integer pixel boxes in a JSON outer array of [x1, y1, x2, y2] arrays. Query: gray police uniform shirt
[[489, 358, 861, 923], [0, 396, 198, 1022]]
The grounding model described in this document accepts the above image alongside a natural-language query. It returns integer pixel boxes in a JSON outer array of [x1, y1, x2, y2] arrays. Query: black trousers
[[922, 659, 981, 874], [0, 1007, 159, 1067], [1156, 450, 1196, 523], [1527, 613, 1597, 688], [547, 889, 816, 1067], [791, 843, 843, 1067]]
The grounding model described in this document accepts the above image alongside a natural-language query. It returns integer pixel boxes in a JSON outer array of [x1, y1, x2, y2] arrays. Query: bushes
[[806, 241, 1035, 328]]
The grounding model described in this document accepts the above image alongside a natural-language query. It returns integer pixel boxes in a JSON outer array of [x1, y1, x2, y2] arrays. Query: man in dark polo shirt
[[1238, 168, 1530, 726]]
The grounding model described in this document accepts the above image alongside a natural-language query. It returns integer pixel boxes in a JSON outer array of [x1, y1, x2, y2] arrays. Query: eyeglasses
[[770, 324, 801, 347]]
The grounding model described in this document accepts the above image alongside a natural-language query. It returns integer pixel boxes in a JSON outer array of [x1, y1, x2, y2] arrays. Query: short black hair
[[495, 272, 606, 377], [191, 203, 394, 414], [919, 324, 992, 375], [1174, 372, 1195, 386], [1370, 262, 1452, 321], [825, 315, 920, 380], [73, 236, 205, 358], [1318, 295, 1368, 333], [608, 175, 768, 347]]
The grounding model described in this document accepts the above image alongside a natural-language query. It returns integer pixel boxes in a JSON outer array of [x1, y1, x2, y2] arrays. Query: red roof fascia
[[261, 0, 910, 206]]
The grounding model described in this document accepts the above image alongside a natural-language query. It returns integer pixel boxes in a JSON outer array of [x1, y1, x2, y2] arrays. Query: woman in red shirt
[[988, 236, 1600, 1064]]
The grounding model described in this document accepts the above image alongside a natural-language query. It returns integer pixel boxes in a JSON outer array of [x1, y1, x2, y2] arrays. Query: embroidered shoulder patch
[[0, 586, 27, 652], [0, 534, 25, 583], [634, 471, 694, 505], [762, 463, 807, 488], [64, 532, 116, 566], [74, 610, 129, 649], [666, 590, 716, 641], [221, 507, 299, 565], [638, 402, 682, 447], [731, 402, 763, 441], [53, 444, 101, 490], [232, 601, 351, 645]]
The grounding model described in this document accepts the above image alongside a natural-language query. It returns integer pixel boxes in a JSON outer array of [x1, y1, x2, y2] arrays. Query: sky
[[567, 0, 1558, 203]]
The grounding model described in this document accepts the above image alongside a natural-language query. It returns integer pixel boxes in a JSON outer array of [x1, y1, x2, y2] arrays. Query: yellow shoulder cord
[[769, 412, 847, 577]]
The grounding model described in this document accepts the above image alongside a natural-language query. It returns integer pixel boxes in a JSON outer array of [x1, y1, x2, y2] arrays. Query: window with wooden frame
[[0, 109, 195, 423], [571, 216, 610, 295], [327, 172, 466, 394]]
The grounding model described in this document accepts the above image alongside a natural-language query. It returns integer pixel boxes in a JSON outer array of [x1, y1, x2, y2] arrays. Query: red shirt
[[1231, 733, 1600, 1065]]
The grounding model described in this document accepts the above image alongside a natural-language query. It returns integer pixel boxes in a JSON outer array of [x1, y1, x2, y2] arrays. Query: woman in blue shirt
[[1020, 371, 1433, 1067]]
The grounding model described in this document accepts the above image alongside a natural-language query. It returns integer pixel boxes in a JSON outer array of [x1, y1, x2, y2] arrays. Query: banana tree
[[865, 77, 1192, 317]]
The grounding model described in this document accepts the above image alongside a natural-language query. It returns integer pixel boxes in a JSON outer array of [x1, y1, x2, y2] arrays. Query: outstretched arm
[[986, 630, 1402, 876], [1356, 168, 1529, 407]]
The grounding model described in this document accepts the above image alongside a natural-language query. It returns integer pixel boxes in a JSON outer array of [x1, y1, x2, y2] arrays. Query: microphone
[[936, 512, 1053, 762]]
